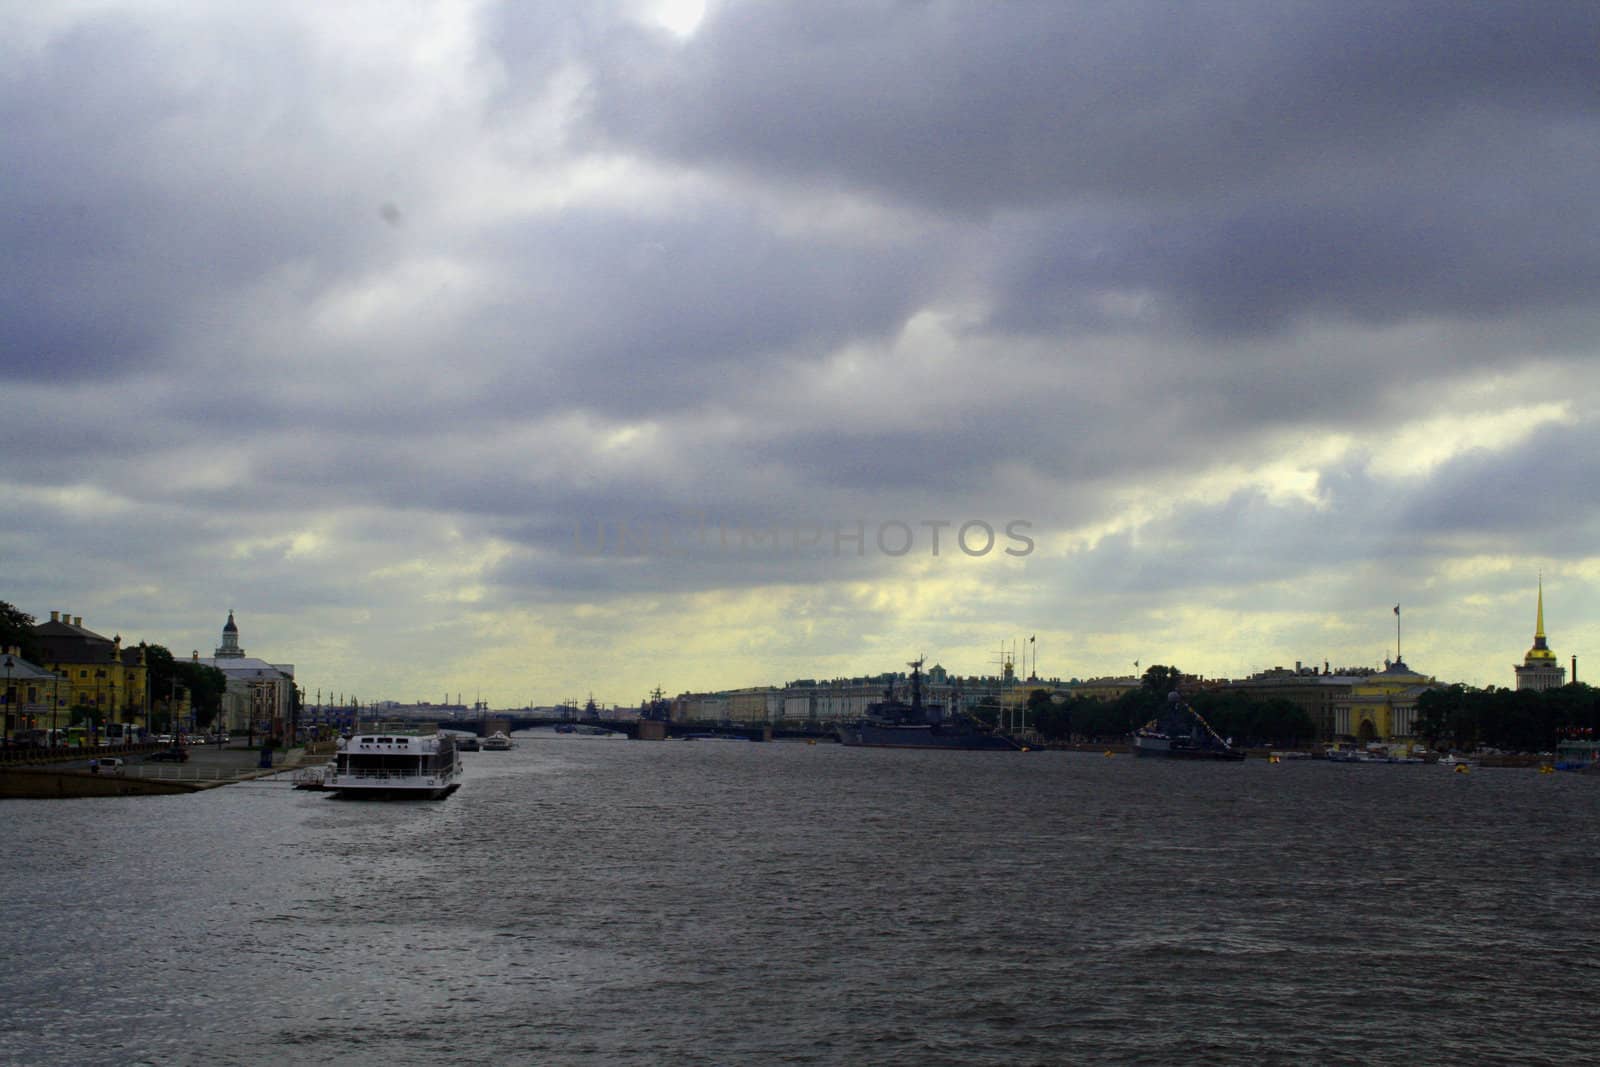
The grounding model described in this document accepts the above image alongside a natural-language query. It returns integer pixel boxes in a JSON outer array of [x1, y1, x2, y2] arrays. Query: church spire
[[1516, 574, 1564, 689], [1535, 575, 1546, 640], [1525, 577, 1553, 662]]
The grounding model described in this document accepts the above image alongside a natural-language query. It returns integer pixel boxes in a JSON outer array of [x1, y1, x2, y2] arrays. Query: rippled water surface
[[4, 741, 1599, 1065]]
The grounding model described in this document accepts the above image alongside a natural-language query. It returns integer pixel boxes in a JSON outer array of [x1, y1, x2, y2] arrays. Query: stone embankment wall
[[0, 768, 204, 799]]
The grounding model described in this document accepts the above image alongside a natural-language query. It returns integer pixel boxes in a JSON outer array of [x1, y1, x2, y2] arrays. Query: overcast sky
[[4, 0, 1597, 706]]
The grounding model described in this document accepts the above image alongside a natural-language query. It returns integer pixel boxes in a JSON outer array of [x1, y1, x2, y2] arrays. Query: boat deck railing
[[330, 767, 460, 782]]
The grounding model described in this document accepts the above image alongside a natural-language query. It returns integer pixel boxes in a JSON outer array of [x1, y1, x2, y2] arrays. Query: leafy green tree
[[1193, 691, 1315, 747], [1140, 664, 1184, 696], [144, 643, 178, 702], [1414, 686, 1461, 749], [1073, 689, 1144, 741], [1, 600, 44, 663], [1026, 689, 1072, 740], [173, 660, 228, 729], [1414, 683, 1599, 752]]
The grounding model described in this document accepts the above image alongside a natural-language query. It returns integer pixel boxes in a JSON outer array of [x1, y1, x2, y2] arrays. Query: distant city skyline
[[3, 3, 1595, 706], [5, 587, 1575, 712]]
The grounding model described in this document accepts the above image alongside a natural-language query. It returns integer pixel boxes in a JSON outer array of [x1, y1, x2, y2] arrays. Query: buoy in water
[[1454, 763, 1469, 774], [1269, 755, 1281, 764], [1538, 764, 1554, 774], [1103, 750, 1114, 758]]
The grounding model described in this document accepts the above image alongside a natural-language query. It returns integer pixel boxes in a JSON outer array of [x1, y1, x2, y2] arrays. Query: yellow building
[[32, 611, 150, 732], [1335, 659, 1435, 742], [727, 688, 777, 720], [2, 647, 70, 740]]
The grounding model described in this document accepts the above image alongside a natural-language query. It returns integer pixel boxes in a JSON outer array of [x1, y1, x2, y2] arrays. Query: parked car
[[91, 757, 125, 772], [148, 747, 189, 763]]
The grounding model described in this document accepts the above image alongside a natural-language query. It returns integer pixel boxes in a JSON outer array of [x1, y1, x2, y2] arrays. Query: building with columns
[[1514, 580, 1566, 691], [1339, 658, 1434, 742], [193, 611, 296, 739]]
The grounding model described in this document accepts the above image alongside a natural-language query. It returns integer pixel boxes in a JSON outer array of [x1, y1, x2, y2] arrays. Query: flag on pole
[[1394, 604, 1400, 615], [1030, 635, 1035, 643]]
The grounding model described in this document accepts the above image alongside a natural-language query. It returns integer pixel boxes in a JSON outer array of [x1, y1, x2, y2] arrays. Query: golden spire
[[1526, 574, 1555, 663], [1535, 574, 1546, 640]]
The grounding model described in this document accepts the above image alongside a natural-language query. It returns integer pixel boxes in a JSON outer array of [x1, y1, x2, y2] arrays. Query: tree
[[1027, 689, 1071, 739], [173, 660, 228, 729], [1140, 664, 1184, 696], [1192, 690, 1316, 748], [1414, 686, 1461, 749], [1, 600, 44, 663], [145, 643, 178, 701], [1074, 689, 1147, 741], [1413, 683, 1599, 753]]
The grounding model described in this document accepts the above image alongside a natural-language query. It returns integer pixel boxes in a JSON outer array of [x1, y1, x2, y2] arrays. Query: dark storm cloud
[[986, 171, 1600, 337], [1399, 421, 1600, 547], [0, 10, 446, 383], [467, 204, 935, 414], [569, 1, 1600, 334], [486, 533, 902, 604], [579, 1, 1596, 210]]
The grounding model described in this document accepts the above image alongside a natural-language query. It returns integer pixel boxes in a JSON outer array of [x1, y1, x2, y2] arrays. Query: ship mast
[[907, 657, 925, 717], [992, 640, 1016, 733]]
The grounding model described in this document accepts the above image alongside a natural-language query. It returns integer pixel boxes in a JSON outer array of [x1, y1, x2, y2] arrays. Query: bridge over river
[[437, 716, 838, 742]]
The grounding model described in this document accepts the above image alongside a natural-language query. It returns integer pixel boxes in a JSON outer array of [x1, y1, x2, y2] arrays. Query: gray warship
[[1132, 691, 1245, 760], [835, 658, 1021, 751]]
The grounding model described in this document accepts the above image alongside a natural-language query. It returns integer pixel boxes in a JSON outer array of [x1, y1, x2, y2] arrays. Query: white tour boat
[[324, 726, 464, 799], [481, 730, 515, 751]]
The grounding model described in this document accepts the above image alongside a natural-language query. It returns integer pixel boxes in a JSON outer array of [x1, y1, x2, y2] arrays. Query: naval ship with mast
[[836, 658, 1021, 751], [1132, 691, 1245, 760]]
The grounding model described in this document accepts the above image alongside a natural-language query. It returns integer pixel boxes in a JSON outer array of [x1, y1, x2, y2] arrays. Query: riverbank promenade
[[0, 739, 322, 798]]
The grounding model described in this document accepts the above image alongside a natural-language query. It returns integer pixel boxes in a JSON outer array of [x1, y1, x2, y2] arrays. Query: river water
[[3, 739, 1598, 1065]]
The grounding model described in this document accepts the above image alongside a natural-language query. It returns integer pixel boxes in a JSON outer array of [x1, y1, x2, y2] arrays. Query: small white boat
[[481, 731, 515, 751]]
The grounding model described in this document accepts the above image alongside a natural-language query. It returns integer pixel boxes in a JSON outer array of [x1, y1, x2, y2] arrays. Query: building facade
[[30, 611, 150, 734], [1228, 664, 1361, 741], [1513, 580, 1566, 691], [1338, 659, 1434, 741], [1226, 657, 1433, 743], [193, 612, 296, 739], [2, 646, 70, 741]]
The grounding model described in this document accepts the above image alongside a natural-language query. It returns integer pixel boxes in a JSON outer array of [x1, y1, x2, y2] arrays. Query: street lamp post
[[53, 670, 64, 750], [108, 650, 119, 745], [3, 654, 14, 744], [141, 644, 150, 741]]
